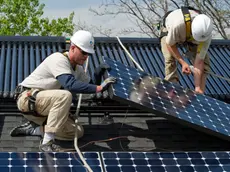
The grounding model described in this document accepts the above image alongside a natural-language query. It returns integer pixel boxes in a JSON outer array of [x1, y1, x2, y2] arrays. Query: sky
[[39, 0, 142, 37]]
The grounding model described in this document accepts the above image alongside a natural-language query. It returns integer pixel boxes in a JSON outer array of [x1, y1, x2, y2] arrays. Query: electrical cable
[[116, 36, 144, 72], [190, 65, 230, 82], [74, 58, 93, 172]]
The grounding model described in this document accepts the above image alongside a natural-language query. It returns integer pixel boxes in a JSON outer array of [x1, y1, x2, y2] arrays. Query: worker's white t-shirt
[[21, 52, 90, 89]]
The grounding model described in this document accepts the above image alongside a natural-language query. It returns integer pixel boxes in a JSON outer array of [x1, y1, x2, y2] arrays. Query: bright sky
[[39, 0, 142, 37]]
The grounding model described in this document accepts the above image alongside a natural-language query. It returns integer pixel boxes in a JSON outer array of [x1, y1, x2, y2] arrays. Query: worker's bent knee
[[60, 90, 72, 104]]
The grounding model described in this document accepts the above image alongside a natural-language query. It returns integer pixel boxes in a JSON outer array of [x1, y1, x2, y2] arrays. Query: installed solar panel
[[102, 151, 230, 172], [103, 57, 230, 141], [0, 152, 102, 172]]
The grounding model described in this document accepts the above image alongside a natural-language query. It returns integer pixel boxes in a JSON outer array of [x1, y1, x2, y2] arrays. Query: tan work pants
[[161, 36, 210, 83], [17, 89, 84, 140]]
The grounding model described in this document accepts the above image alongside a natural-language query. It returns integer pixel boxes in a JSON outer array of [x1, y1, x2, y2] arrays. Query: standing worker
[[12, 30, 116, 152], [159, 7, 213, 94]]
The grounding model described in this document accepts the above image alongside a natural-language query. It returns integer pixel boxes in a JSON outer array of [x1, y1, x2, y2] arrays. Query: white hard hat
[[70, 30, 95, 54], [191, 14, 213, 42]]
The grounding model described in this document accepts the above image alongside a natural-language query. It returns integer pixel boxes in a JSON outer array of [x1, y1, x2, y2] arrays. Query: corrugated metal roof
[[0, 36, 66, 98], [0, 36, 229, 102]]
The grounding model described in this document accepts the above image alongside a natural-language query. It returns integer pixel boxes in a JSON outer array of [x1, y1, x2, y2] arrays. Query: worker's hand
[[181, 62, 191, 75], [100, 77, 117, 91]]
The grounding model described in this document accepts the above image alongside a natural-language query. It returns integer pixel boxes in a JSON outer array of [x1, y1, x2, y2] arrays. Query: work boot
[[10, 121, 39, 136], [39, 140, 62, 152]]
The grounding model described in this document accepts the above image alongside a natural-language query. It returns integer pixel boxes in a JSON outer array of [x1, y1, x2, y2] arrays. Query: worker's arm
[[166, 43, 191, 74], [192, 56, 205, 94], [191, 39, 211, 94], [57, 74, 116, 93], [57, 74, 98, 93]]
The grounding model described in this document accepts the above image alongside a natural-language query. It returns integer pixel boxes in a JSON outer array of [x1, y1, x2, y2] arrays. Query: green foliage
[[0, 0, 74, 36]]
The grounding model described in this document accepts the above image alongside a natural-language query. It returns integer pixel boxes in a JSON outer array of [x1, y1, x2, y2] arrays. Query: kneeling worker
[[12, 30, 116, 152]]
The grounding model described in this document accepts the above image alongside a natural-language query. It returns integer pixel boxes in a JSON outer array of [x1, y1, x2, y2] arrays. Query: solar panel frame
[[103, 57, 230, 141]]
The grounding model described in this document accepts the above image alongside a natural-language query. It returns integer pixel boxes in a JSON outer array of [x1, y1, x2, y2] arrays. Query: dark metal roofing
[[0, 36, 229, 102], [0, 36, 66, 98]]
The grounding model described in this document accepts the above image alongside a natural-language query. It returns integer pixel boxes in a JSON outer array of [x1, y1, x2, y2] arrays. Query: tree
[[90, 0, 230, 39], [0, 0, 75, 36]]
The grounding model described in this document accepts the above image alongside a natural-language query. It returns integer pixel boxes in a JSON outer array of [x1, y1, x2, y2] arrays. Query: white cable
[[116, 36, 144, 72], [190, 65, 230, 82], [74, 58, 93, 172]]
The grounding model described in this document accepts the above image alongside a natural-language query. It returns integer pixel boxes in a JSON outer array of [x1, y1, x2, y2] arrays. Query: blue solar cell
[[105, 166, 121, 172], [117, 152, 132, 158], [165, 166, 180, 172], [26, 160, 40, 166], [176, 159, 191, 165], [208, 166, 224, 171], [55, 152, 69, 159], [121, 166, 136, 172], [131, 152, 145, 159], [145, 152, 160, 159], [193, 166, 210, 172], [102, 152, 117, 159], [149, 166, 165, 172], [119, 159, 133, 165], [148, 159, 162, 165], [84, 152, 99, 159], [179, 166, 195, 172], [11, 167, 24, 172], [0, 153, 9, 159], [159, 152, 174, 158], [103, 57, 230, 141], [26, 153, 40, 159], [11, 160, 25, 166], [133, 159, 148, 165], [223, 165, 230, 171], [136, 166, 151, 172], [0, 160, 9, 165], [173, 152, 188, 158], [40, 159, 55, 166], [104, 159, 119, 165], [162, 159, 177, 165]]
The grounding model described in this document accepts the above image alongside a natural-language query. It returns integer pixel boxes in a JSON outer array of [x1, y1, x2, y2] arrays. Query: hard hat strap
[[181, 6, 202, 40], [181, 7, 192, 40]]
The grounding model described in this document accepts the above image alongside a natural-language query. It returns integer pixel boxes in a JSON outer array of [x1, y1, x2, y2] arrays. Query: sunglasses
[[76, 46, 91, 56], [80, 49, 89, 56]]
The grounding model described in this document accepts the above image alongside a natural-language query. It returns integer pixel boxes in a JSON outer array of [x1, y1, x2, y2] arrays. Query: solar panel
[[102, 151, 230, 172], [103, 57, 230, 141], [0, 152, 102, 172]]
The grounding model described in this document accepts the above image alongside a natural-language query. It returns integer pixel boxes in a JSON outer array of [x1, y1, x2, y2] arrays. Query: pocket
[[17, 92, 29, 112]]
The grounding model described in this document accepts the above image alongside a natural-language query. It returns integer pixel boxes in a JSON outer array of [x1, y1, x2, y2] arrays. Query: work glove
[[93, 63, 111, 85], [100, 77, 117, 92]]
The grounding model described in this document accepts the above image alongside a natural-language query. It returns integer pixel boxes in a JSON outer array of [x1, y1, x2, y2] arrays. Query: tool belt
[[14, 85, 41, 116]]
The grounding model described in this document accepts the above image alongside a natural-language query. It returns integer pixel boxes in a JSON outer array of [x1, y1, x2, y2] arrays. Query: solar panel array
[[0, 152, 229, 172], [0, 152, 102, 172], [103, 57, 230, 141], [102, 152, 230, 172]]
